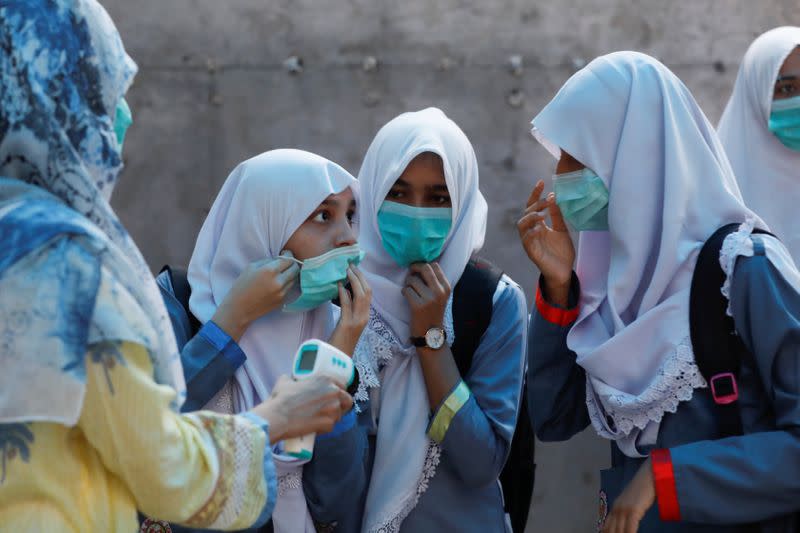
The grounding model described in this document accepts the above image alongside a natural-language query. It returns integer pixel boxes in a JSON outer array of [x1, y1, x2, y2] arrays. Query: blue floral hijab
[[0, 0, 185, 424]]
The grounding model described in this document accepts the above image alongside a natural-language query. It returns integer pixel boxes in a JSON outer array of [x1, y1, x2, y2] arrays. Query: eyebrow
[[319, 197, 357, 209], [392, 178, 449, 193], [777, 74, 799, 82]]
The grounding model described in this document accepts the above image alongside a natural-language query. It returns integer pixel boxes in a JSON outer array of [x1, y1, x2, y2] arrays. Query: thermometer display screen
[[298, 348, 317, 371]]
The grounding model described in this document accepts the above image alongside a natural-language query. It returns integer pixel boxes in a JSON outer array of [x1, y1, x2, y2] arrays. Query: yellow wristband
[[428, 380, 471, 443]]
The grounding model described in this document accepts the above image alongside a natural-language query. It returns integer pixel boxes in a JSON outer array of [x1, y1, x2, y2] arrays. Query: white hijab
[[354, 108, 487, 532], [188, 149, 357, 533], [532, 52, 764, 457], [718, 27, 800, 263]]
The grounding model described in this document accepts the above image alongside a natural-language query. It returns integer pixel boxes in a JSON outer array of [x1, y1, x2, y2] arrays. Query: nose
[[335, 218, 357, 247]]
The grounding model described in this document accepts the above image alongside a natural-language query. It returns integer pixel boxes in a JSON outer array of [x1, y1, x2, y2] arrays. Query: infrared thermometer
[[283, 339, 355, 460]]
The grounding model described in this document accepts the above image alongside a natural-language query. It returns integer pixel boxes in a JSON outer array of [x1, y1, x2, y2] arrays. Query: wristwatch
[[411, 326, 447, 350]]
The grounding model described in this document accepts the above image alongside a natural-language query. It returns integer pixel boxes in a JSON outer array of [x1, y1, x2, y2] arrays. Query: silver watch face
[[425, 327, 446, 349]]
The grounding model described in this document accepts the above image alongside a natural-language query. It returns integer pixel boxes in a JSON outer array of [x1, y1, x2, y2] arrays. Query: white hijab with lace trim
[[532, 52, 764, 457], [718, 27, 800, 264], [354, 108, 487, 531]]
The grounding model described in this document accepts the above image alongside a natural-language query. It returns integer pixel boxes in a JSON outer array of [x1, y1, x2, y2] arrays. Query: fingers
[[525, 180, 545, 208], [277, 262, 300, 286], [408, 263, 443, 293], [402, 285, 424, 306], [517, 211, 547, 235], [314, 398, 345, 434], [346, 267, 365, 300], [429, 263, 451, 294], [337, 282, 352, 314], [337, 389, 354, 412], [547, 192, 569, 232], [522, 193, 554, 218], [405, 274, 433, 301]]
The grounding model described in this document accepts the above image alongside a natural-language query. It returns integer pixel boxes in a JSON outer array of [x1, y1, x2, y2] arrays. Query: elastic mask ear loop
[[278, 250, 304, 266]]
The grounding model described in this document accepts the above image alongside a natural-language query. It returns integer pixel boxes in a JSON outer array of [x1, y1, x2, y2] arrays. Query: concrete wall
[[103, 1, 800, 531]]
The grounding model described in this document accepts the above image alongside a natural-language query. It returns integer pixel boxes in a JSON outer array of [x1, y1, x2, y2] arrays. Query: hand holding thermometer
[[284, 339, 355, 460]]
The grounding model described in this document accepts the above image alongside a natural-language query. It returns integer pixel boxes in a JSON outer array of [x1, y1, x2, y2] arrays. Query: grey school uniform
[[306, 276, 528, 532], [155, 271, 366, 532], [528, 235, 800, 532]]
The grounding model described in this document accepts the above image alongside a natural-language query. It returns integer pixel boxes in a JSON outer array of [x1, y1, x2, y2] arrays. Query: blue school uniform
[[307, 276, 528, 532], [528, 234, 800, 532], [155, 271, 367, 532]]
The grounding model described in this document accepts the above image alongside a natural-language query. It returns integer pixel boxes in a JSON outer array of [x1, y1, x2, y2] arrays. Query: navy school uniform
[[528, 234, 800, 532]]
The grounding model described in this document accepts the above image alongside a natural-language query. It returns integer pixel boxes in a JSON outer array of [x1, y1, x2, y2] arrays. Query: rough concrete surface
[[102, 1, 800, 531]]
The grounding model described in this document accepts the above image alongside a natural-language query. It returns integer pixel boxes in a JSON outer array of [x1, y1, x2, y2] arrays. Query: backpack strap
[[451, 257, 535, 532], [689, 224, 774, 438], [451, 257, 503, 377], [159, 265, 202, 337]]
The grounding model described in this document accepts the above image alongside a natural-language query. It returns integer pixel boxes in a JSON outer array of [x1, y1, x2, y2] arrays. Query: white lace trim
[[352, 298, 455, 408], [277, 470, 303, 497], [204, 379, 235, 414], [585, 336, 707, 439], [366, 441, 442, 533], [353, 300, 453, 531], [720, 217, 757, 316]]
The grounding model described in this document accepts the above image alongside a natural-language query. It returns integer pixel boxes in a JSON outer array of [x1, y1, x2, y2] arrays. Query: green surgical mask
[[377, 201, 452, 266], [553, 168, 609, 231], [114, 97, 132, 149], [282, 244, 365, 312], [769, 95, 800, 151]]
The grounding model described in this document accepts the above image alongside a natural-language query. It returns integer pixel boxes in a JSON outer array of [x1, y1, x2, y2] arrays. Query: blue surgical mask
[[282, 244, 365, 312], [552, 168, 609, 231], [377, 201, 452, 266], [769, 95, 800, 151], [114, 97, 132, 150]]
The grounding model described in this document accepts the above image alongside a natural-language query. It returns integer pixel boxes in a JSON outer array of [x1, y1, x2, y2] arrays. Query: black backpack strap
[[689, 224, 774, 438], [452, 257, 534, 532], [160, 265, 202, 337], [451, 257, 503, 377]]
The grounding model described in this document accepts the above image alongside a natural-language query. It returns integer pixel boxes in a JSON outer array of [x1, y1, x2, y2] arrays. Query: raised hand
[[517, 180, 575, 306], [329, 266, 372, 356], [212, 257, 300, 341], [403, 262, 451, 338]]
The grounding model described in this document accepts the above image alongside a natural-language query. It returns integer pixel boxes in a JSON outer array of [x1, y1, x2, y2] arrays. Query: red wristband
[[651, 449, 681, 522], [535, 286, 579, 327]]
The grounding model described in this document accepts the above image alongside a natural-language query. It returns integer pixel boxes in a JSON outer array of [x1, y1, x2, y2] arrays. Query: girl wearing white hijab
[[719, 27, 800, 263], [521, 52, 800, 532], [338, 108, 528, 532], [157, 149, 372, 533]]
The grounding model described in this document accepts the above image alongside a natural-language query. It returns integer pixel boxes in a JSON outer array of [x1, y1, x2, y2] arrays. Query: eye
[[432, 194, 451, 206], [347, 210, 356, 224], [776, 83, 797, 96], [311, 210, 331, 223], [387, 189, 405, 200]]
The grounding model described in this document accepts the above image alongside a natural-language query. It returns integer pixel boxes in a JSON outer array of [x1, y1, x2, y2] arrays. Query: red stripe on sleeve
[[535, 286, 579, 326], [651, 448, 681, 522]]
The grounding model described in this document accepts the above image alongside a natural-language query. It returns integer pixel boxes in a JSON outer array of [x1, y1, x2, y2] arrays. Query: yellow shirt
[[0, 259, 276, 533]]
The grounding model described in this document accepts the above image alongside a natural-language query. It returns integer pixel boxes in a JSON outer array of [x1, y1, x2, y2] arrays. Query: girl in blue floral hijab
[[0, 1, 350, 531]]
